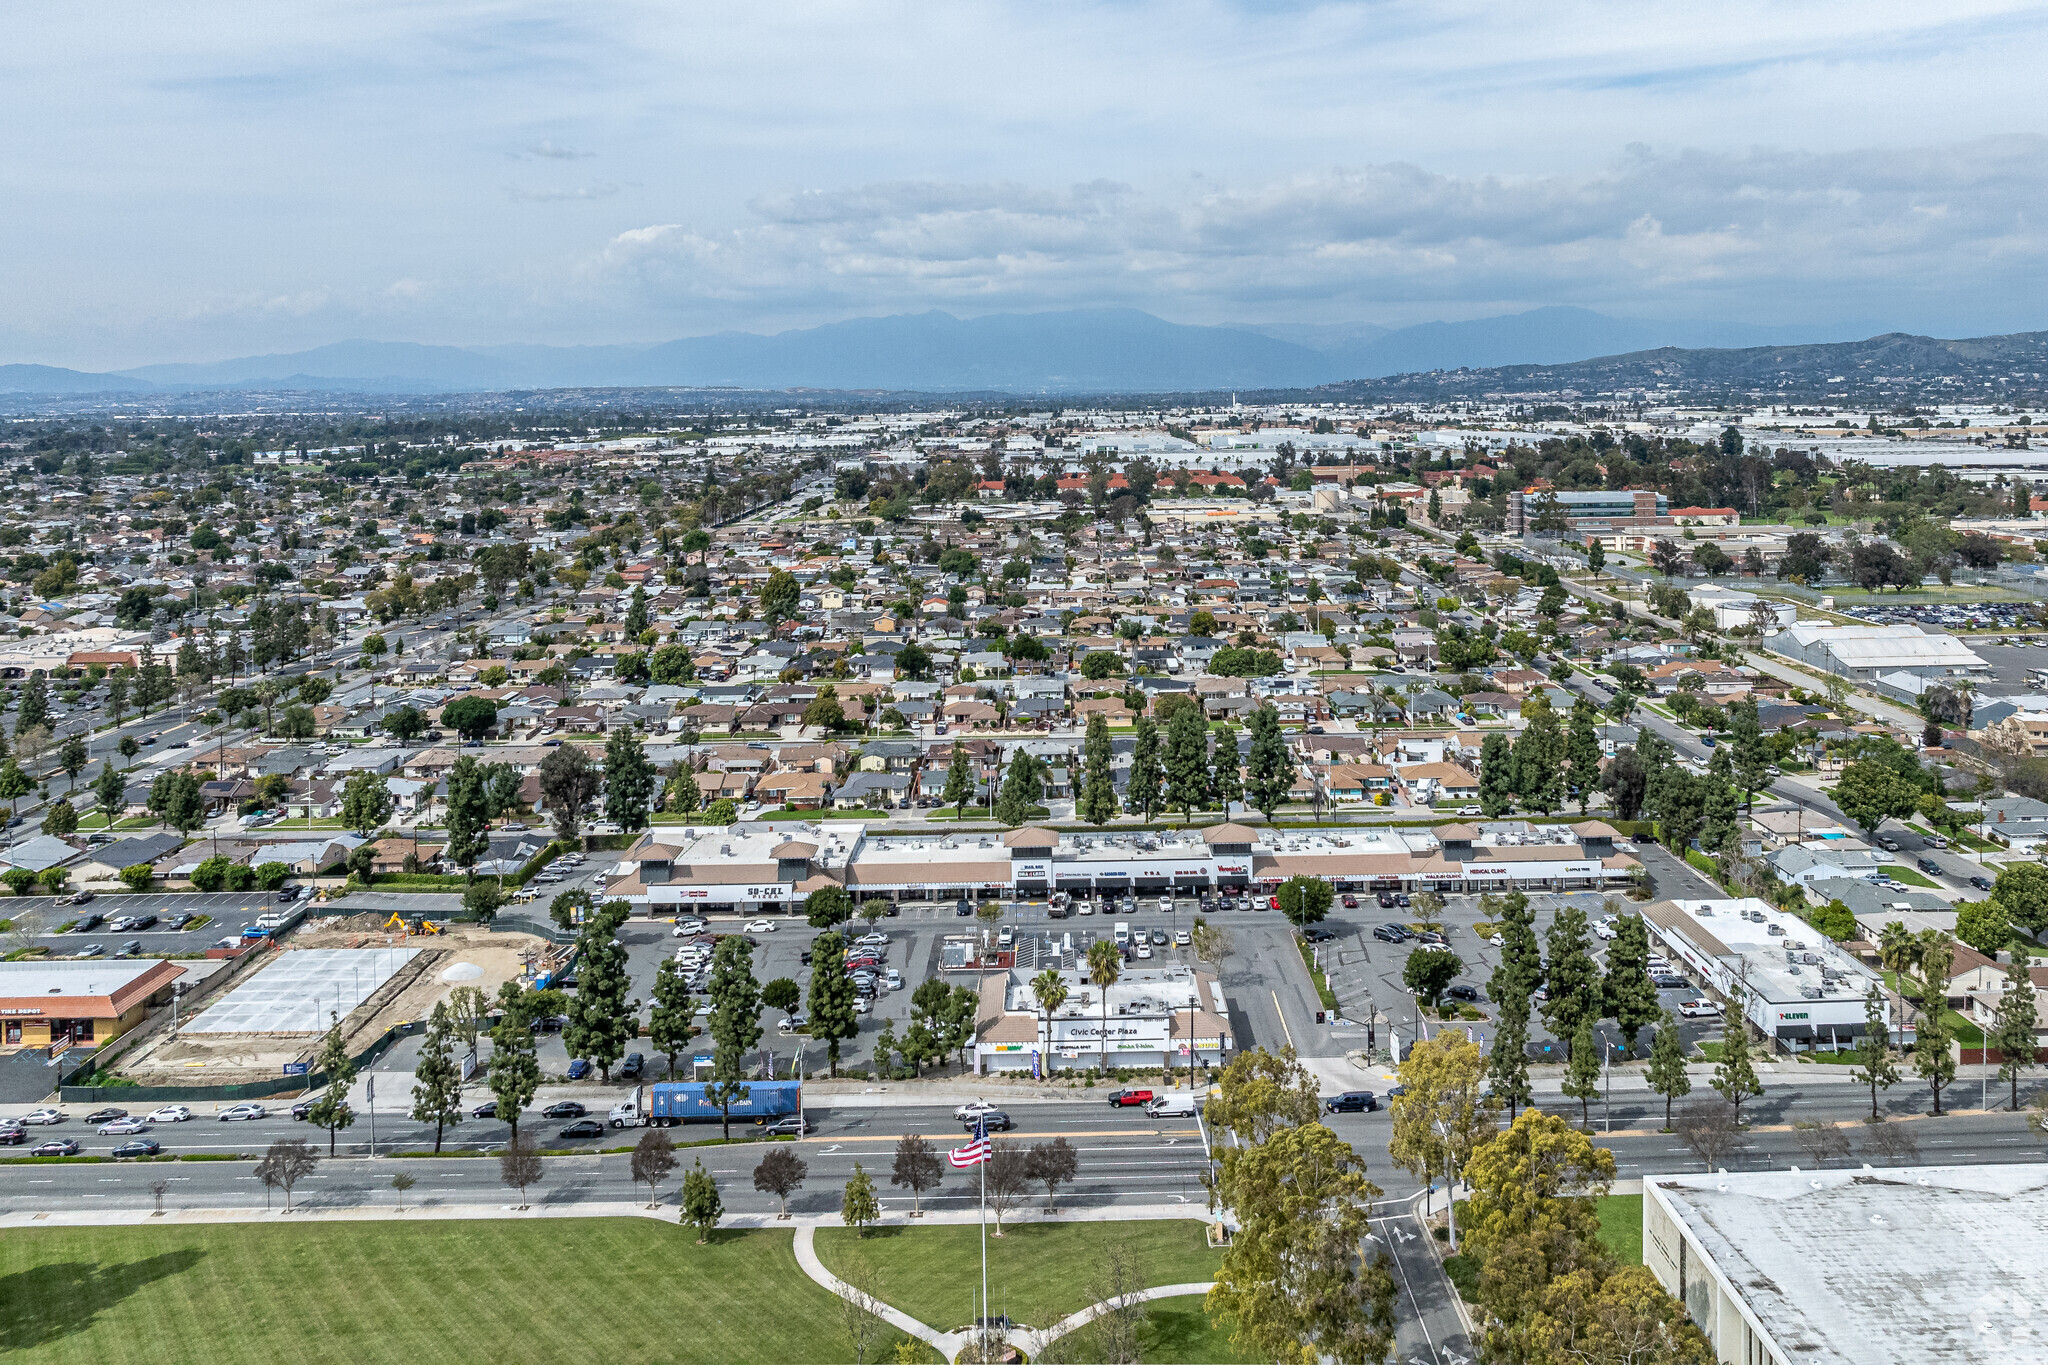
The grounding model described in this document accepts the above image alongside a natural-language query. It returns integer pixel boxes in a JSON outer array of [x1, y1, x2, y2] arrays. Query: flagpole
[[979, 1133, 989, 1356]]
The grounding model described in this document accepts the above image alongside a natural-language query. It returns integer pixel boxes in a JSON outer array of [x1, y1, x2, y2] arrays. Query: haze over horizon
[[8, 1, 2048, 372]]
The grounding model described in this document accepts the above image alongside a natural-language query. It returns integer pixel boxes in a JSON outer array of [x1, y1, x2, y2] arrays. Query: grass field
[[0, 1221, 862, 1365], [1596, 1195, 1643, 1264], [1876, 865, 1940, 889], [1136, 1301, 1252, 1363], [813, 1219, 1222, 1334]]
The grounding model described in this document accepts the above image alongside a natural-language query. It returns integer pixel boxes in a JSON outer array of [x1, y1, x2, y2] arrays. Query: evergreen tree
[[1602, 913, 1662, 1053], [1126, 717, 1164, 821], [564, 902, 635, 1081], [1540, 906, 1602, 1055], [1512, 697, 1566, 814], [1487, 998, 1533, 1119], [1478, 731, 1514, 817], [681, 1160, 724, 1244], [807, 930, 859, 1077], [1077, 713, 1120, 826], [1710, 988, 1763, 1126], [409, 999, 464, 1153], [1646, 1011, 1691, 1129], [488, 982, 542, 1146], [444, 756, 492, 872], [1850, 981, 1901, 1121], [1163, 704, 1211, 823], [647, 957, 695, 1079], [1562, 1018, 1602, 1125], [305, 1015, 358, 1158], [1699, 778, 1740, 854], [706, 935, 763, 1140], [604, 725, 657, 833], [1210, 730, 1244, 813], [1564, 697, 1602, 815], [1485, 893, 1541, 1117], [15, 673, 47, 736], [91, 761, 124, 828], [623, 584, 649, 636], [1911, 934, 1957, 1116], [1728, 697, 1772, 809], [1243, 704, 1295, 820], [1992, 949, 2039, 1111], [992, 747, 1039, 826], [941, 739, 973, 818]]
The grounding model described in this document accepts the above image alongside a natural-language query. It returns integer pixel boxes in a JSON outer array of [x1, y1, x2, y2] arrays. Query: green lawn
[[1136, 1301, 1252, 1363], [1876, 865, 1939, 889], [1596, 1195, 1643, 1265], [814, 1219, 1221, 1334], [0, 1221, 861, 1365]]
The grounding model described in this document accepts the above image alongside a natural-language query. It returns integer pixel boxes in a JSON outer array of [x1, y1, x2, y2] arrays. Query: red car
[[1266, 896, 1279, 912], [1341, 895, 1359, 909], [1107, 1088, 1155, 1108]]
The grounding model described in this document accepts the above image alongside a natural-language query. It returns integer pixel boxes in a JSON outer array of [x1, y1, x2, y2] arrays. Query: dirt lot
[[114, 921, 552, 1087]]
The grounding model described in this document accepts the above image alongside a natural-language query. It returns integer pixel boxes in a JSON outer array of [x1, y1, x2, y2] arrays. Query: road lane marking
[[1273, 991, 1294, 1051]]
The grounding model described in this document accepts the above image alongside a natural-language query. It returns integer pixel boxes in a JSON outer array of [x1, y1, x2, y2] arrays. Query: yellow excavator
[[383, 913, 442, 936]]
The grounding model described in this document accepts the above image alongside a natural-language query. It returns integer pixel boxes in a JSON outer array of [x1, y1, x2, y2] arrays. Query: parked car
[[619, 1052, 646, 1079], [1107, 1088, 1155, 1108], [1414, 930, 1448, 947], [955, 900, 974, 917], [218, 1103, 266, 1121], [744, 918, 777, 933], [1174, 929, 1190, 946], [1917, 857, 1943, 877], [1878, 836, 1900, 852], [542, 1101, 587, 1119], [1376, 893, 1395, 908], [1678, 999, 1719, 1019], [1445, 984, 1480, 1002], [70, 914, 103, 933], [74, 944, 105, 959], [1341, 894, 1359, 909], [1653, 974, 1691, 989], [566, 1059, 592, 1081], [30, 1138, 80, 1157], [557, 1118, 605, 1139], [1302, 927, 1336, 943], [1373, 924, 1410, 943], [162, 913, 194, 930], [1971, 875, 1994, 891], [112, 1138, 162, 1158], [1324, 1091, 1377, 1113], [762, 1115, 811, 1137]]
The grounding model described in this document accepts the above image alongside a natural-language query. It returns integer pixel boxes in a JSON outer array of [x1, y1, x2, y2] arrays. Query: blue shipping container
[[648, 1080, 801, 1124]]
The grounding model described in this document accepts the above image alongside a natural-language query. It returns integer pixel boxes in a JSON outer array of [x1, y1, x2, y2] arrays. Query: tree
[[1912, 934, 1958, 1115], [1207, 1119, 1395, 1365], [804, 884, 854, 930], [384, 705, 428, 745], [1126, 717, 1164, 821], [1791, 1119, 1851, 1169], [1275, 874, 1334, 928], [940, 740, 973, 818], [538, 745, 600, 841], [565, 905, 635, 1082], [762, 976, 800, 1018], [630, 1129, 679, 1209], [1387, 1031, 1495, 1193], [1646, 1011, 1692, 1129], [647, 958, 696, 1078], [1845, 980, 1902, 1121], [409, 999, 464, 1154], [305, 1015, 357, 1157], [0, 759, 32, 817], [1511, 696, 1566, 814], [1541, 906, 1602, 1058], [1957, 899, 2012, 957], [339, 770, 394, 838], [1161, 705, 1213, 823], [1403, 946, 1463, 1008], [759, 570, 801, 624], [1993, 949, 2039, 1111], [604, 725, 657, 833], [57, 735, 87, 791], [444, 756, 491, 872], [488, 982, 543, 1145], [461, 879, 505, 925], [984, 1140, 1033, 1234], [1204, 1046, 1321, 1147], [890, 1133, 944, 1215], [808, 930, 859, 1076], [1994, 861, 2048, 937], [1030, 966, 1069, 1070], [1833, 757, 1921, 837], [15, 673, 47, 737], [681, 1158, 724, 1242], [1025, 1136, 1080, 1211], [255, 1138, 318, 1213], [1562, 1018, 1603, 1126], [992, 747, 1040, 825], [1710, 989, 1763, 1125], [1479, 731, 1515, 817], [1603, 913, 1661, 1053], [706, 934, 763, 1140], [1077, 712, 1119, 826], [840, 1161, 880, 1235], [41, 799, 77, 836], [753, 1144, 808, 1218], [1243, 703, 1295, 821], [1564, 698, 1602, 814], [1674, 1101, 1738, 1173], [1087, 939, 1121, 1073], [442, 695, 499, 741]]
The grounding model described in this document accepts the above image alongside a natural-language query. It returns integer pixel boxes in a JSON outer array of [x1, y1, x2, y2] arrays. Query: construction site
[[96, 914, 569, 1091]]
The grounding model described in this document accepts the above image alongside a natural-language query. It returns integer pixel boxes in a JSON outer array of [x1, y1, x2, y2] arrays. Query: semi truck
[[608, 1080, 803, 1128]]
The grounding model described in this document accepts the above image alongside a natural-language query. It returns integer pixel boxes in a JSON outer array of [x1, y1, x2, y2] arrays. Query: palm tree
[[1030, 969, 1068, 1076], [1877, 921, 1918, 977], [1087, 939, 1123, 1075]]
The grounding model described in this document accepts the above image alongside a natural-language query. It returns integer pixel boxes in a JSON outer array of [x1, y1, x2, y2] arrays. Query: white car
[[1678, 999, 1719, 1019], [1489, 932, 1505, 947], [855, 932, 888, 947], [18, 1108, 64, 1126], [744, 919, 776, 933], [147, 1105, 193, 1124], [1135, 941, 1154, 959], [218, 1103, 267, 1121], [98, 1117, 149, 1135], [885, 968, 903, 991], [996, 925, 1014, 947], [1174, 929, 1190, 947], [954, 1099, 1003, 1122], [852, 996, 872, 1015], [670, 920, 706, 937], [1592, 922, 1616, 941]]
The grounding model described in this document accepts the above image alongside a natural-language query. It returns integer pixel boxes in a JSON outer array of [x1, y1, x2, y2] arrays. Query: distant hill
[[0, 364, 154, 395]]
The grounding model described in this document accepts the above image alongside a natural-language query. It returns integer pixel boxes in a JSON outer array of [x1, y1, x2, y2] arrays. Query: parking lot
[[6, 890, 303, 958]]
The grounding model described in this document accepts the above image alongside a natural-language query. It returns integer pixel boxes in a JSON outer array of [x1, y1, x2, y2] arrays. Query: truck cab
[[608, 1091, 646, 1128], [1113, 921, 1130, 949]]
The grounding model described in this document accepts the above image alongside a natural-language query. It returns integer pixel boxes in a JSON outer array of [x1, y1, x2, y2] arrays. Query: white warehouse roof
[[1779, 622, 1984, 670]]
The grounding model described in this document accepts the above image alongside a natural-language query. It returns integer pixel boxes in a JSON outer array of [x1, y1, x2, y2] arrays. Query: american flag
[[950, 1117, 992, 1168]]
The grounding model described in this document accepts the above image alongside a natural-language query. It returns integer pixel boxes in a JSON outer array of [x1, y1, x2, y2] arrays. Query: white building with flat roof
[[1647, 1165, 2048, 1363], [970, 963, 1231, 1074], [1640, 898, 1880, 1052]]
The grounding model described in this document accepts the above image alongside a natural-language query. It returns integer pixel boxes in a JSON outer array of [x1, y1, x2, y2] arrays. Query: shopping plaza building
[[606, 819, 1641, 915]]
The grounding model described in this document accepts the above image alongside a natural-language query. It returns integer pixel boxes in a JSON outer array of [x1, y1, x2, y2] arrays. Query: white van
[[1113, 921, 1131, 949], [1146, 1094, 1197, 1119]]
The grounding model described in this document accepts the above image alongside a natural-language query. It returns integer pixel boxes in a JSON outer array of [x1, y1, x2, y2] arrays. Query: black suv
[[618, 1052, 646, 1080], [1324, 1091, 1377, 1113], [965, 1110, 1014, 1132], [1445, 984, 1480, 1002]]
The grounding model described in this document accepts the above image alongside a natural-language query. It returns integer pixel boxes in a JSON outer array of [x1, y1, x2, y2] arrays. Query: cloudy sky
[[8, 0, 2048, 368]]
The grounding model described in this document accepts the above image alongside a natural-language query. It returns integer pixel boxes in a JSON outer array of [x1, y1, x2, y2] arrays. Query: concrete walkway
[[792, 1222, 963, 1357], [1017, 1281, 1216, 1356]]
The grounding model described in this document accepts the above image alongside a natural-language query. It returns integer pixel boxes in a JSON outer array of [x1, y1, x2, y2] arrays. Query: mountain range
[[0, 306, 1836, 397]]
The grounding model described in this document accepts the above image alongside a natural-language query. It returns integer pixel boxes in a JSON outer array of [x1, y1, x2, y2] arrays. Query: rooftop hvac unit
[[1801, 986, 1824, 1000], [1788, 965, 1802, 975]]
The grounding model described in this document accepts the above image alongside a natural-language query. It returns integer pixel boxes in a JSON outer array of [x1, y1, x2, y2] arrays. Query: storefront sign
[[0, 1007, 42, 1015], [743, 885, 790, 900]]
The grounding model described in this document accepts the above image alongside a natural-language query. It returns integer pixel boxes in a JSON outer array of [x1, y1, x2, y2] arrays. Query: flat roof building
[[971, 963, 1231, 1074], [1647, 1165, 2048, 1363], [1772, 621, 1986, 681], [0, 959, 185, 1049], [1640, 898, 1881, 1052]]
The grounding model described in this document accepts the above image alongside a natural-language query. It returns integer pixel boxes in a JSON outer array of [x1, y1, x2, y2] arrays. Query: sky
[[8, 0, 2048, 369]]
